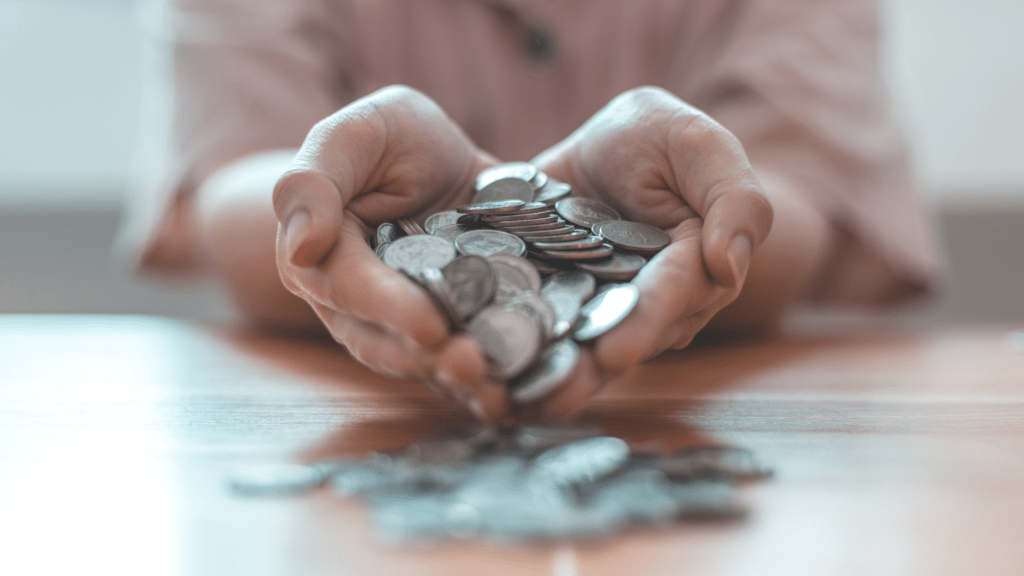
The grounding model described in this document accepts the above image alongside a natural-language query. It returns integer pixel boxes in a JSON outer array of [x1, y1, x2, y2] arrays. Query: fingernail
[[726, 234, 752, 287], [283, 209, 312, 266]]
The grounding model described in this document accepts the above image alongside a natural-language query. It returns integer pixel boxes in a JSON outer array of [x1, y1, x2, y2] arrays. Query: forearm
[[706, 168, 832, 333], [194, 150, 323, 330]]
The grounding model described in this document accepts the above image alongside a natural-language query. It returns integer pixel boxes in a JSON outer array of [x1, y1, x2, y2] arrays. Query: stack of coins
[[371, 163, 672, 402], [230, 425, 772, 543]]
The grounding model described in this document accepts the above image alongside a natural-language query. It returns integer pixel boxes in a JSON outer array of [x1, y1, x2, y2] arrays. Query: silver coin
[[230, 463, 325, 496], [508, 225, 576, 238], [424, 210, 462, 234], [515, 425, 604, 451], [532, 436, 630, 486], [489, 214, 560, 228], [376, 222, 397, 246], [668, 482, 747, 520], [375, 242, 390, 259], [507, 293, 557, 341], [542, 271, 597, 303], [520, 229, 590, 244], [596, 220, 671, 255], [397, 217, 426, 236], [433, 222, 479, 242], [659, 447, 773, 481], [534, 179, 572, 205], [540, 243, 615, 261], [498, 220, 568, 234], [530, 169, 549, 191], [472, 177, 535, 205], [510, 339, 581, 403], [454, 229, 527, 258], [530, 235, 605, 251], [529, 257, 575, 275], [415, 267, 464, 329], [490, 260, 539, 302], [442, 255, 498, 320], [573, 283, 640, 341], [488, 253, 542, 292], [468, 305, 542, 379], [575, 252, 647, 281], [542, 289, 582, 339], [382, 234, 457, 273], [479, 202, 552, 218], [475, 162, 538, 191], [457, 199, 526, 214], [555, 197, 621, 228], [587, 468, 680, 525]]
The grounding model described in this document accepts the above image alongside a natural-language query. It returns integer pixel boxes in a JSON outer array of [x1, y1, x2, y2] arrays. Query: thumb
[[700, 181, 773, 288], [272, 170, 344, 267]]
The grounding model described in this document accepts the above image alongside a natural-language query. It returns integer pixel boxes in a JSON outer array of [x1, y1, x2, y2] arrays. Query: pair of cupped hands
[[272, 85, 772, 421]]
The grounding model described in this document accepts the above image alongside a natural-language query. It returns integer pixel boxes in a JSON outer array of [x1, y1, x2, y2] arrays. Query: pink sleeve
[[687, 0, 937, 306], [134, 0, 349, 272]]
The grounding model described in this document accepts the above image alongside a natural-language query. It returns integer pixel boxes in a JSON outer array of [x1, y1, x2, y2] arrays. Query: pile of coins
[[372, 162, 673, 401], [231, 426, 772, 543]]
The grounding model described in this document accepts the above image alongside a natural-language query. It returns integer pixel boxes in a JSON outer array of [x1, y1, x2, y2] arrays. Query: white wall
[[885, 0, 1024, 204], [0, 0, 1022, 208], [0, 0, 145, 207]]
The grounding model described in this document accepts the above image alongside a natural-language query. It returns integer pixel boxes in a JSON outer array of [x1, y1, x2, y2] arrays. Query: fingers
[[309, 302, 437, 380], [663, 110, 773, 288], [536, 347, 604, 420], [287, 215, 451, 352]]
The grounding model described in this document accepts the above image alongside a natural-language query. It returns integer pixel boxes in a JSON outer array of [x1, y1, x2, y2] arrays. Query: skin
[[195, 85, 831, 421]]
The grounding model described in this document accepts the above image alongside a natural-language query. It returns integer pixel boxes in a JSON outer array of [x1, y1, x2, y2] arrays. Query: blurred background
[[1, 0, 1021, 326]]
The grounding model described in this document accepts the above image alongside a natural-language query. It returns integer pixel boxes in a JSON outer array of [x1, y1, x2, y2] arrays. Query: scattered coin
[[573, 283, 640, 341], [230, 463, 325, 496], [382, 234, 457, 273], [532, 436, 631, 486], [234, 427, 771, 543], [555, 197, 622, 228]]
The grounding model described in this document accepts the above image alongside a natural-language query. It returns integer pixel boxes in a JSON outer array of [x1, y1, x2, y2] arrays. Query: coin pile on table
[[372, 162, 673, 402], [230, 426, 772, 543]]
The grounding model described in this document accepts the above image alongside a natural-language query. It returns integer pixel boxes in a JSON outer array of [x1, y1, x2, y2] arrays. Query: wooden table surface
[[1, 315, 1022, 576]]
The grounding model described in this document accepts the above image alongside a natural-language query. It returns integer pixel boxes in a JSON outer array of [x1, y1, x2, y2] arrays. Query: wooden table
[[1, 315, 1022, 576]]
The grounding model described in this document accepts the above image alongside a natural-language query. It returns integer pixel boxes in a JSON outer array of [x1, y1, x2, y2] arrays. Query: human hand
[[272, 85, 508, 419], [529, 86, 774, 418]]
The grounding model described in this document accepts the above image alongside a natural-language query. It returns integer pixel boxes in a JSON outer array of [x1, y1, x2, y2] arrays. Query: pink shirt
[[133, 0, 936, 305]]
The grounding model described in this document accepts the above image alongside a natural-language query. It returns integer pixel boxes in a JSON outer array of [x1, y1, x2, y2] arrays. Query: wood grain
[[0, 316, 1021, 576]]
